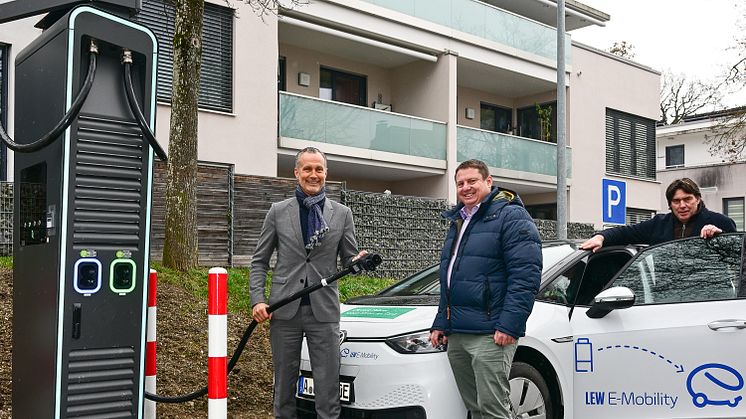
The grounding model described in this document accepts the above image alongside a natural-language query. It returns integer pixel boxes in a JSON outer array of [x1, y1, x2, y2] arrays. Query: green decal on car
[[341, 307, 415, 319]]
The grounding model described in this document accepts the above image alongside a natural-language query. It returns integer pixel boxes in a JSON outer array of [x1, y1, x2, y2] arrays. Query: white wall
[[656, 121, 730, 169], [155, 1, 278, 176], [568, 44, 661, 227]]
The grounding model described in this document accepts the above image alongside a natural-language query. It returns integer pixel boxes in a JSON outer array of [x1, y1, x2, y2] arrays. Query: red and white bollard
[[208, 268, 228, 418], [144, 269, 157, 419]]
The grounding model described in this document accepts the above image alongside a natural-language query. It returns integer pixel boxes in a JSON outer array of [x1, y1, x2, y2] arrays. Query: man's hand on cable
[[252, 303, 271, 323], [494, 330, 516, 346], [352, 250, 368, 261], [429, 330, 447, 347]]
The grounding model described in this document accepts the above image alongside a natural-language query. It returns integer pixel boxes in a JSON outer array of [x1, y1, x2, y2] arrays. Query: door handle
[[707, 319, 746, 331]]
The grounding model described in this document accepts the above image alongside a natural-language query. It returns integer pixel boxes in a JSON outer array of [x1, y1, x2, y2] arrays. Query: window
[[724, 198, 745, 231], [480, 103, 511, 133], [606, 109, 656, 179], [0, 44, 7, 180], [517, 102, 557, 142], [278, 56, 286, 92], [319, 67, 366, 106], [526, 203, 556, 221], [665, 145, 685, 168], [613, 234, 742, 305], [537, 251, 634, 306], [626, 208, 655, 225], [137, 0, 234, 112]]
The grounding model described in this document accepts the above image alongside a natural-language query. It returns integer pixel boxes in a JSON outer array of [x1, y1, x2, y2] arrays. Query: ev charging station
[[0, 1, 165, 417]]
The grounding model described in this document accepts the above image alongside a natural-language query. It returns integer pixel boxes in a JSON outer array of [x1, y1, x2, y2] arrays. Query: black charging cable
[[144, 253, 382, 403], [121, 50, 168, 162], [0, 39, 99, 152]]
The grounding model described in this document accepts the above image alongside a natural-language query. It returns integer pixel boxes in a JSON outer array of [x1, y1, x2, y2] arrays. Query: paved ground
[[0, 267, 275, 418]]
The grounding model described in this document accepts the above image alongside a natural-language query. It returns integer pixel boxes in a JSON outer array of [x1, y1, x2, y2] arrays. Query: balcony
[[359, 0, 571, 63], [457, 125, 571, 181], [279, 92, 447, 162]]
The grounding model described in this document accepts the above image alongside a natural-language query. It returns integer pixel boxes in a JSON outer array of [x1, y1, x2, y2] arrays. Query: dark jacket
[[600, 205, 737, 246], [431, 187, 542, 339]]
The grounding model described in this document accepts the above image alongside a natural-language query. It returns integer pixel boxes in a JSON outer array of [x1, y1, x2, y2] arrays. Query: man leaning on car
[[429, 159, 543, 419], [580, 177, 737, 252]]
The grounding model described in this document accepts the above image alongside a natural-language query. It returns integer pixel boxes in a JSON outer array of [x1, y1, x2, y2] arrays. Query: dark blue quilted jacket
[[431, 187, 542, 339]]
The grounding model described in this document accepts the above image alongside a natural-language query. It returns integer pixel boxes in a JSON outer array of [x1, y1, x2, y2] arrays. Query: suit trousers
[[446, 333, 517, 419], [270, 304, 340, 419]]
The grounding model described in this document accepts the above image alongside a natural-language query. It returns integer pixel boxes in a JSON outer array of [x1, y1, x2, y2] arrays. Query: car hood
[[339, 301, 437, 338]]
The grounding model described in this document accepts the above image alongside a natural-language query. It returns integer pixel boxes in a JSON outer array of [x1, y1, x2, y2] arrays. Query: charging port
[[110, 259, 136, 294], [74, 258, 102, 294]]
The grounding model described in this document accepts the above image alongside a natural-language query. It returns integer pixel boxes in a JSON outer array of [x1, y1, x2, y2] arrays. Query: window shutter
[[606, 109, 656, 179], [626, 208, 655, 225], [137, 0, 233, 112]]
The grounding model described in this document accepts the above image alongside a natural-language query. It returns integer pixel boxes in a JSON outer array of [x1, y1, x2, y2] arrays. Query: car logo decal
[[339, 330, 347, 345]]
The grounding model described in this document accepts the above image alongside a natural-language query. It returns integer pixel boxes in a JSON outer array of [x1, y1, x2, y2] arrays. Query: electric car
[[297, 233, 746, 419]]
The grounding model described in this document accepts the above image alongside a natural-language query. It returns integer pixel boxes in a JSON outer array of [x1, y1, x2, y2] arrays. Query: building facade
[[0, 0, 662, 228], [657, 108, 746, 230]]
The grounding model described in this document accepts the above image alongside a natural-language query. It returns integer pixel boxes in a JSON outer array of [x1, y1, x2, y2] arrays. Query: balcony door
[[480, 103, 512, 134], [320, 67, 367, 106]]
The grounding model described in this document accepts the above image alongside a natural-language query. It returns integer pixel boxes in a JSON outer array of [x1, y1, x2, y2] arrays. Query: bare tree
[[704, 10, 746, 162], [608, 41, 636, 59], [704, 109, 746, 162], [659, 71, 722, 125], [162, 0, 304, 271]]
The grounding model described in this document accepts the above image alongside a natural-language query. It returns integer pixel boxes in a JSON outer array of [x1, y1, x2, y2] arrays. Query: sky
[[572, 0, 745, 106]]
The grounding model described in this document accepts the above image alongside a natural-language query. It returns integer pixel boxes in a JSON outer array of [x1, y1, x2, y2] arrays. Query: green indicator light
[[115, 250, 124, 258], [80, 250, 89, 257]]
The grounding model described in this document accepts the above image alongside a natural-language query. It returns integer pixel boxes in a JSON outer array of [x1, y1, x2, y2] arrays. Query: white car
[[296, 234, 746, 419]]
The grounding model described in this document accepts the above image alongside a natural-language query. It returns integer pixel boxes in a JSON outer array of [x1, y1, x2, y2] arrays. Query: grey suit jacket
[[249, 196, 359, 321]]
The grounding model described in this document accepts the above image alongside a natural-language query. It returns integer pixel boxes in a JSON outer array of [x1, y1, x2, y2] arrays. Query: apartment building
[[657, 108, 746, 230], [0, 0, 661, 228]]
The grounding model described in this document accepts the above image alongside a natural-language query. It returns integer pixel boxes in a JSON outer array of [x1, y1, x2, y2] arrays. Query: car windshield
[[375, 243, 576, 297]]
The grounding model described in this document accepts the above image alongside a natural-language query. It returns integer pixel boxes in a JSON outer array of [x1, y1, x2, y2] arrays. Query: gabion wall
[[534, 219, 596, 241], [343, 190, 597, 279], [342, 190, 450, 279]]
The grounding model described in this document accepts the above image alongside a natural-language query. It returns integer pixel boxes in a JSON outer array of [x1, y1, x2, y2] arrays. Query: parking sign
[[602, 179, 626, 224]]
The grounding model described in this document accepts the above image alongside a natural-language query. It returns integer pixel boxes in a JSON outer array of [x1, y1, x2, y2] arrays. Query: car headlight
[[385, 331, 446, 354]]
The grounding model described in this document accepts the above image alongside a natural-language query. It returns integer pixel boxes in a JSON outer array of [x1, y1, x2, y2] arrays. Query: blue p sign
[[602, 179, 626, 224]]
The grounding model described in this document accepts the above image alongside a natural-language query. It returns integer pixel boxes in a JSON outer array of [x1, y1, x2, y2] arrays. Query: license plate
[[297, 376, 354, 403]]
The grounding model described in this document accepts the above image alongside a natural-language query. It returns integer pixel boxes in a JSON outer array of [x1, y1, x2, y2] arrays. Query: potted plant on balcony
[[536, 103, 552, 142]]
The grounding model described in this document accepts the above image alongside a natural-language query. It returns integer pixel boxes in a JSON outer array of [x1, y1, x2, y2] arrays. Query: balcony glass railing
[[360, 0, 571, 63], [279, 92, 447, 160], [457, 126, 571, 177]]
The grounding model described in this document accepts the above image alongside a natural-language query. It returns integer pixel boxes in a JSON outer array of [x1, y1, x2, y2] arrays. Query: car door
[[571, 233, 746, 419]]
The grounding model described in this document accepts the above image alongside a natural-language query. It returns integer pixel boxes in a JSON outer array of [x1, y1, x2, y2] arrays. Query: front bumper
[[298, 341, 466, 419]]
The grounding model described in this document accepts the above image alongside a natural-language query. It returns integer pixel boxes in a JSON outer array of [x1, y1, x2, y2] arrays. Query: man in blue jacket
[[429, 159, 542, 419], [581, 177, 736, 251]]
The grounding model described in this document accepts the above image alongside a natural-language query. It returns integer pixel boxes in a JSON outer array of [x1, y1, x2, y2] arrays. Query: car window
[[378, 243, 577, 298], [537, 250, 634, 306], [377, 266, 440, 296], [537, 259, 586, 305], [612, 234, 744, 305]]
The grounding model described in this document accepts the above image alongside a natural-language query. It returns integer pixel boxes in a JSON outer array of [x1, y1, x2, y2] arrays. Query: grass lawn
[[149, 261, 396, 315]]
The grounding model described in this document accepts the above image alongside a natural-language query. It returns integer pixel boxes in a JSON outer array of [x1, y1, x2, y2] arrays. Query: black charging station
[[1, 1, 163, 417]]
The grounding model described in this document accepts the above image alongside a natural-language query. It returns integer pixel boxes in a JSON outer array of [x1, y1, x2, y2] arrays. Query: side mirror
[[586, 286, 635, 319]]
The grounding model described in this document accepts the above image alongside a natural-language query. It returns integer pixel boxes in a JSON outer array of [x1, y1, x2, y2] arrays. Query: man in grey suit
[[250, 147, 364, 419]]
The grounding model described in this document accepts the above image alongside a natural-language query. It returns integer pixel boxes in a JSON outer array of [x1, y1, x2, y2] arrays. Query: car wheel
[[509, 361, 554, 419]]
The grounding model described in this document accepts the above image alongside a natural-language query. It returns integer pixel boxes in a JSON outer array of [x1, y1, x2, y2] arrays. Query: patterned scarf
[[295, 186, 329, 250]]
